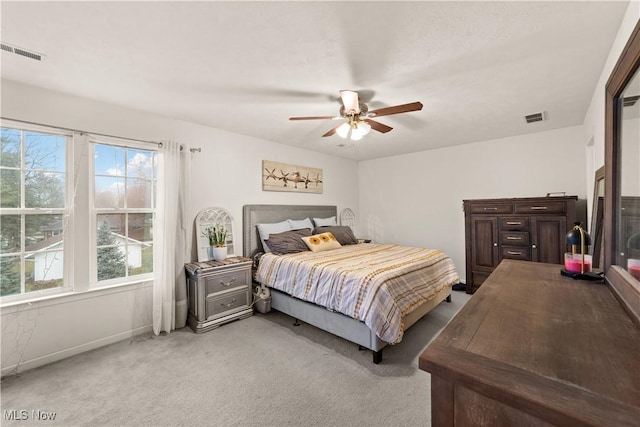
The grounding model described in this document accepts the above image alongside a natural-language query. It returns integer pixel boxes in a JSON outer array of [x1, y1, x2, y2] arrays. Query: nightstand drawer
[[500, 231, 529, 246], [206, 288, 249, 319], [205, 269, 249, 295], [500, 217, 529, 231], [501, 246, 531, 261], [514, 201, 567, 215]]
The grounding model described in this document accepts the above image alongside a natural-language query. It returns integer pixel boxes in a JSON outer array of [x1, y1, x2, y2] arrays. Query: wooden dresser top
[[420, 260, 640, 426]]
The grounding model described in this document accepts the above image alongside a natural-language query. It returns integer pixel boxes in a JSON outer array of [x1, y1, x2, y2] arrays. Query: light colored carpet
[[0, 292, 470, 427]]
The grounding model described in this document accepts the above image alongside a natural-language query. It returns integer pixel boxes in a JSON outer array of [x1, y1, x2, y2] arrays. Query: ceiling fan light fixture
[[336, 122, 351, 138], [350, 131, 363, 141], [357, 120, 371, 135]]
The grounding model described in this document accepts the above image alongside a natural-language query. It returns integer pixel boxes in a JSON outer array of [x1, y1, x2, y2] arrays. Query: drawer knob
[[221, 298, 237, 308], [493, 243, 498, 247], [532, 244, 537, 249], [220, 278, 236, 287]]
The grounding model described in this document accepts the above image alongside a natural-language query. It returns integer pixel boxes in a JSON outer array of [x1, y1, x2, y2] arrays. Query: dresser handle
[[493, 243, 498, 247], [221, 298, 237, 308], [484, 207, 498, 211], [530, 206, 548, 210], [506, 221, 522, 225], [220, 278, 236, 287], [507, 251, 523, 255]]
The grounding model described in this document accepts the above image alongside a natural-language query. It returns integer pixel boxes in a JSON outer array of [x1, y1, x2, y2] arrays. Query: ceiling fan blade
[[368, 102, 423, 118], [364, 119, 393, 133], [340, 90, 360, 115], [289, 116, 337, 121], [322, 124, 342, 137]]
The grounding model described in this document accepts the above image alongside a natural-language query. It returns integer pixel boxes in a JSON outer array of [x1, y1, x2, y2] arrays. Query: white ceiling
[[0, 1, 630, 161]]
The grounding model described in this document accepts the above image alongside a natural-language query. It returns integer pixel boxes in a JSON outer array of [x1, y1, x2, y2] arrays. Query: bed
[[243, 204, 459, 363]]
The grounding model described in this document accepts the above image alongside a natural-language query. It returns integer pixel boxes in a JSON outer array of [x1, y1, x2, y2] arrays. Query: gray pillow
[[265, 229, 312, 255], [313, 226, 357, 245]]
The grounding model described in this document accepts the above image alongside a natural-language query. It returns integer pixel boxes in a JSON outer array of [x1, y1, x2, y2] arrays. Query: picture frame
[[262, 160, 323, 194]]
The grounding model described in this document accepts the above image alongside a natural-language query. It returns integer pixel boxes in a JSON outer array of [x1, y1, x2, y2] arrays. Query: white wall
[[0, 80, 359, 374], [359, 126, 587, 283]]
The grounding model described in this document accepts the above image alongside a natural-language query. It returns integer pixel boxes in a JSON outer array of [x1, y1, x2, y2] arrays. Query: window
[[0, 126, 69, 298], [93, 142, 157, 282], [0, 121, 158, 303]]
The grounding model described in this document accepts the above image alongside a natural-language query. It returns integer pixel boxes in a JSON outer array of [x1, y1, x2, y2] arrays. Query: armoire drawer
[[469, 202, 513, 215], [500, 217, 529, 231], [500, 231, 530, 246], [501, 246, 531, 261], [514, 201, 567, 215]]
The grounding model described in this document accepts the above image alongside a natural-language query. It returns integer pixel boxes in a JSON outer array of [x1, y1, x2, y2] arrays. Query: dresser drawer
[[205, 269, 249, 295], [206, 288, 249, 320], [469, 202, 513, 215], [514, 201, 567, 215], [500, 231, 530, 246], [500, 216, 529, 231], [501, 246, 531, 261]]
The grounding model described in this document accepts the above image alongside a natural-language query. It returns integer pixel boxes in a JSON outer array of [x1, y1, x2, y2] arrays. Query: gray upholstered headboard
[[243, 205, 337, 258]]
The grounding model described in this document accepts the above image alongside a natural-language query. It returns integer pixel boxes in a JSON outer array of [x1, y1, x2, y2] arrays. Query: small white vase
[[211, 246, 227, 261]]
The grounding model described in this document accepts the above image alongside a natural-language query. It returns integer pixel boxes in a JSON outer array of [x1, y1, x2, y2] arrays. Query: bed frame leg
[[446, 295, 452, 303], [373, 350, 382, 364], [293, 318, 300, 327]]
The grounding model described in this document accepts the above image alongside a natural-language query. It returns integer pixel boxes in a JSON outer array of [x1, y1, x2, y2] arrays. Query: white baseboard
[[1, 324, 153, 376]]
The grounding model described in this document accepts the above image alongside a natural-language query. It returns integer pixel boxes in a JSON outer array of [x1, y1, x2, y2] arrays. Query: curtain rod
[[1, 116, 202, 153]]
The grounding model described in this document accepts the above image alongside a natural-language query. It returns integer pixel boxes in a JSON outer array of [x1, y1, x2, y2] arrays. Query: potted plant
[[203, 223, 228, 261]]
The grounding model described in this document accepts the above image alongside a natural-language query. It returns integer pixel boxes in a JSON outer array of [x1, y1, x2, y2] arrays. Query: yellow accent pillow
[[302, 232, 342, 252]]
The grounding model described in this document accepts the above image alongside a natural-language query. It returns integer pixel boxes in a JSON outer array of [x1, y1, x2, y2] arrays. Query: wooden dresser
[[463, 196, 582, 294], [419, 260, 640, 427]]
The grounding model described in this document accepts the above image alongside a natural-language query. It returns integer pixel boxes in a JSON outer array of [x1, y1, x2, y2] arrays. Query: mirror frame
[[604, 18, 640, 325], [590, 166, 605, 269]]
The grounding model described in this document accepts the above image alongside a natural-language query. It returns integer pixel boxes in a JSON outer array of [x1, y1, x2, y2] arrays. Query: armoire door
[[531, 216, 567, 264]]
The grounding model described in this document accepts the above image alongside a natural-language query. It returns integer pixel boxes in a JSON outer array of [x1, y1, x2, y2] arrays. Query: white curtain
[[153, 141, 191, 334]]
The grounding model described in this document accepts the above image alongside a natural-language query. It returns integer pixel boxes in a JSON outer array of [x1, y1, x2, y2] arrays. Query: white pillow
[[313, 216, 337, 227], [287, 217, 314, 231], [257, 220, 292, 252]]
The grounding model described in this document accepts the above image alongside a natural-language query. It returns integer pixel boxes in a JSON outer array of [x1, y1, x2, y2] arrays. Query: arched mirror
[[340, 208, 356, 228], [605, 18, 640, 323], [195, 207, 234, 261]]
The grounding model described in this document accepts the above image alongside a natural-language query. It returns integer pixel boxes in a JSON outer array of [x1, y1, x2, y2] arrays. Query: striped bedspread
[[256, 244, 459, 344]]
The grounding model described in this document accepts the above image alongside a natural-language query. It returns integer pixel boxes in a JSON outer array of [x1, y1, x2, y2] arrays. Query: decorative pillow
[[257, 220, 293, 252], [302, 232, 342, 253], [313, 216, 337, 227], [287, 217, 314, 231], [265, 229, 312, 255], [313, 226, 357, 245]]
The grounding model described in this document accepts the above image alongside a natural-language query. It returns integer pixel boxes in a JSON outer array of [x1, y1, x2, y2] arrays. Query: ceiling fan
[[289, 90, 423, 142]]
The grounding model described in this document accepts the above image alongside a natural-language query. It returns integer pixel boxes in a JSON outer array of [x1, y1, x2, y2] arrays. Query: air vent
[[0, 42, 45, 61], [524, 112, 545, 124], [623, 95, 640, 107]]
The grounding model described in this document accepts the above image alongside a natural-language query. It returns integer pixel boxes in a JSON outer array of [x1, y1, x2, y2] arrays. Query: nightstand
[[185, 256, 253, 333]]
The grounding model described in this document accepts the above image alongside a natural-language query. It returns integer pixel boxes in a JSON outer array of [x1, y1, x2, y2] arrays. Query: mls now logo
[[4, 409, 57, 421]]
